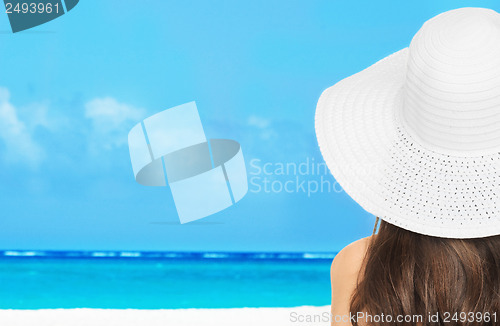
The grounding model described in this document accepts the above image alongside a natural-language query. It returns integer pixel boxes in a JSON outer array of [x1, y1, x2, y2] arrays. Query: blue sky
[[0, 0, 499, 252]]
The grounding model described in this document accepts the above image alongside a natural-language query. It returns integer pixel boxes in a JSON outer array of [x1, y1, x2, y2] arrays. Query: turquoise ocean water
[[0, 251, 334, 309]]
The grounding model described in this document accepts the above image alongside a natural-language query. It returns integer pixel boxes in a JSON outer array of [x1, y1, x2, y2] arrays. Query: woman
[[315, 7, 500, 326]]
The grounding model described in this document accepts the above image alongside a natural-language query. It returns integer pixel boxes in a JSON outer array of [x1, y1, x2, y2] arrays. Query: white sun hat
[[315, 7, 500, 238]]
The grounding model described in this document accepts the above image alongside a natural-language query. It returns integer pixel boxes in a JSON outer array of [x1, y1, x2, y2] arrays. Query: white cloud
[[248, 115, 270, 129], [22, 102, 54, 131], [0, 87, 44, 165], [247, 115, 277, 140], [85, 97, 146, 151]]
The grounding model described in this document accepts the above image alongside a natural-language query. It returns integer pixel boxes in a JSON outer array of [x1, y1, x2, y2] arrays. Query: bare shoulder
[[331, 235, 372, 276], [330, 235, 373, 325]]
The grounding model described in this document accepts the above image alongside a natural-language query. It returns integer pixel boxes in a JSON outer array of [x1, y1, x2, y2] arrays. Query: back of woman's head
[[350, 220, 500, 326]]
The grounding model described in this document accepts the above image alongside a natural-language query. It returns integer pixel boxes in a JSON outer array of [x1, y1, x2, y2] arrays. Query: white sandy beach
[[0, 306, 330, 326]]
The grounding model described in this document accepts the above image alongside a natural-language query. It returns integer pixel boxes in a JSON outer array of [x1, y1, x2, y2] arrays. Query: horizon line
[[0, 249, 338, 260]]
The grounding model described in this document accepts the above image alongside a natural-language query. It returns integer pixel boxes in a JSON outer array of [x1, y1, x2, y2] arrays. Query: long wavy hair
[[350, 218, 500, 326]]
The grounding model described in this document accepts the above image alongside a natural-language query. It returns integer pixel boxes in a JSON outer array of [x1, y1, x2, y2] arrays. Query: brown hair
[[350, 219, 500, 326]]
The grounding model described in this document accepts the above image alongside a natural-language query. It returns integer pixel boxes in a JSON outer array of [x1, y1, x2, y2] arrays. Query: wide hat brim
[[315, 48, 500, 239]]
